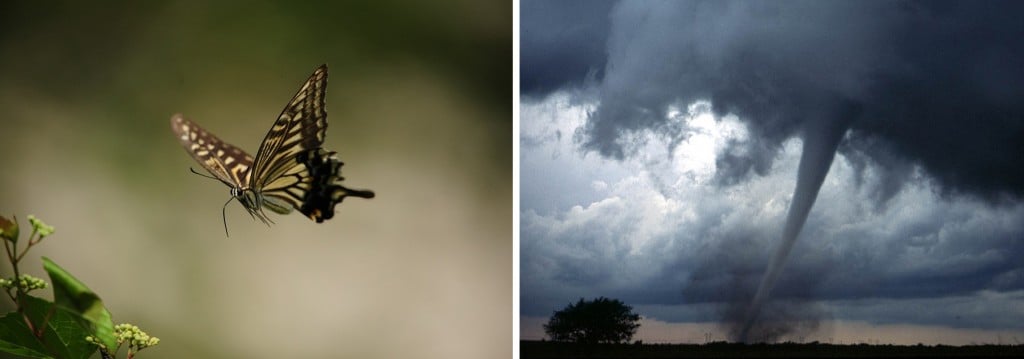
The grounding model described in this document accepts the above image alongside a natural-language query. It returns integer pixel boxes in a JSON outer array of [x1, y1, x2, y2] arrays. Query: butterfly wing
[[170, 114, 254, 187], [249, 64, 328, 189], [259, 148, 375, 222], [247, 64, 374, 222]]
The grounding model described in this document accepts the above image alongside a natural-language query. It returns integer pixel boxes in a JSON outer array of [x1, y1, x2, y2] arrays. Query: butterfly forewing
[[170, 114, 254, 187], [249, 65, 328, 189]]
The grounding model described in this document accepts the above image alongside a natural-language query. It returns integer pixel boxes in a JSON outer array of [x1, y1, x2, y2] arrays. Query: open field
[[521, 340, 1024, 358]]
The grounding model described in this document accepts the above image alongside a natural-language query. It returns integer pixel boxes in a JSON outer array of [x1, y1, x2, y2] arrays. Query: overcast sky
[[521, 0, 1024, 344]]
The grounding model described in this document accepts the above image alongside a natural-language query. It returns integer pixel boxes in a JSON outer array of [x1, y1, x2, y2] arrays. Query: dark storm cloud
[[520, 0, 616, 96], [574, 0, 1024, 202]]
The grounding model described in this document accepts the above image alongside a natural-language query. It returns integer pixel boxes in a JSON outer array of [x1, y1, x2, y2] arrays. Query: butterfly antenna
[[221, 196, 234, 237], [190, 167, 234, 188]]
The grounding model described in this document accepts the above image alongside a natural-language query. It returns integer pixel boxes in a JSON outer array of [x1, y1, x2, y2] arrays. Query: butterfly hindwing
[[261, 149, 375, 222], [170, 114, 254, 187]]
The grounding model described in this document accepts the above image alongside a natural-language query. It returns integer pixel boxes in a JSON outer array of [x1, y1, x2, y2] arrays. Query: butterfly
[[170, 64, 374, 235]]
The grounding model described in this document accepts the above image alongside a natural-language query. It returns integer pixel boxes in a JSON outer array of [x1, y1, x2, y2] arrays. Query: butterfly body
[[171, 65, 373, 230]]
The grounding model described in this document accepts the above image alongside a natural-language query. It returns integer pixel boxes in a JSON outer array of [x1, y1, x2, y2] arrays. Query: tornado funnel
[[737, 105, 857, 342]]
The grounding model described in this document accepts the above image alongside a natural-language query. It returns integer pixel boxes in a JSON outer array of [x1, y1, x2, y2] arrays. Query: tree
[[543, 297, 641, 344]]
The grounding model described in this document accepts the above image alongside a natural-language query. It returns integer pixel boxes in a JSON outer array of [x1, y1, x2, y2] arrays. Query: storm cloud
[[525, 0, 1024, 201], [520, 0, 615, 96]]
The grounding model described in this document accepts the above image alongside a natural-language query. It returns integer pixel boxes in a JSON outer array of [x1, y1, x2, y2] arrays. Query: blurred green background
[[0, 1, 509, 358]]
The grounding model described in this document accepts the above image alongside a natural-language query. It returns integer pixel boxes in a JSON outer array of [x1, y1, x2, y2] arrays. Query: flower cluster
[[117, 323, 159, 351], [115, 323, 160, 351], [86, 323, 160, 355], [0, 274, 47, 292], [26, 215, 54, 238], [84, 335, 107, 350]]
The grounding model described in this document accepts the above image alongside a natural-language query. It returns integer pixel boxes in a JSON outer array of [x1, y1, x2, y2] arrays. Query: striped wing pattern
[[250, 65, 328, 189], [170, 64, 373, 227], [170, 114, 254, 187]]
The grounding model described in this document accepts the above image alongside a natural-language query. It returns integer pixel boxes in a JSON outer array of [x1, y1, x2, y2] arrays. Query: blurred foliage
[[0, 0, 509, 190], [0, 1, 509, 106]]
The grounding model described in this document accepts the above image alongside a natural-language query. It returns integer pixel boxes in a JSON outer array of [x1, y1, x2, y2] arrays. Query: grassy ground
[[521, 340, 1024, 358]]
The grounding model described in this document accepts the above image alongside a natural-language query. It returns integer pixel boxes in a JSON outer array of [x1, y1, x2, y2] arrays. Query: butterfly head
[[231, 187, 274, 226], [231, 187, 252, 207]]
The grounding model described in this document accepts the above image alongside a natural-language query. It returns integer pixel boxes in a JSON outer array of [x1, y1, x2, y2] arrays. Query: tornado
[[737, 105, 856, 342]]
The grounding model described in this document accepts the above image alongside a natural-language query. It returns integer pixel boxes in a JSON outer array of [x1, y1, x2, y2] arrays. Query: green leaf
[[19, 294, 99, 359], [0, 295, 98, 359], [0, 215, 18, 243], [41, 257, 116, 350], [0, 341, 52, 359], [0, 311, 53, 358]]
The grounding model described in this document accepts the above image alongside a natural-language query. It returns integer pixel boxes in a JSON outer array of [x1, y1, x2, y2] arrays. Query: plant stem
[[3, 234, 16, 278], [14, 239, 39, 263], [2, 240, 12, 267], [7, 228, 40, 337], [34, 303, 56, 337], [9, 228, 35, 285], [2, 241, 16, 302]]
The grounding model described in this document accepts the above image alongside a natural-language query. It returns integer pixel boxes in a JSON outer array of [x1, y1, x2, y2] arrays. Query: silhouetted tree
[[543, 297, 641, 344]]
